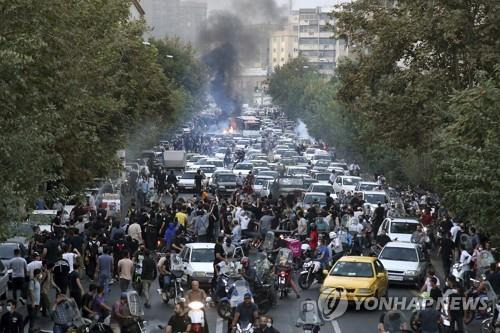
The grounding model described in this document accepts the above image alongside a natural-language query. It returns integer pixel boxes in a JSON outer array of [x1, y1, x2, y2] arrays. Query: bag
[[88, 240, 100, 257]]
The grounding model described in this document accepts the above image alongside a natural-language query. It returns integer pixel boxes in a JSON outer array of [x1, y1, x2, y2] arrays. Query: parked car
[[378, 241, 428, 288]]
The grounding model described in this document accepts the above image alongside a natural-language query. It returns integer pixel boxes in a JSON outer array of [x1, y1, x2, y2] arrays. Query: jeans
[[53, 324, 69, 333], [99, 274, 110, 298], [119, 278, 130, 292], [40, 292, 50, 315], [142, 280, 152, 305], [11, 276, 25, 300], [26, 304, 39, 333]]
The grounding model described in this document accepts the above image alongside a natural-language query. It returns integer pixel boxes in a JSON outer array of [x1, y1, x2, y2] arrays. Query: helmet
[[240, 257, 249, 268], [329, 231, 337, 239]]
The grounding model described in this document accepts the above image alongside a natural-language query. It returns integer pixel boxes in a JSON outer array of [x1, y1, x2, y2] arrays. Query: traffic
[[1, 105, 498, 333]]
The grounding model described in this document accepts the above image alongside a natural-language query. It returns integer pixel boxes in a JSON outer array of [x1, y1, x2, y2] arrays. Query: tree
[[435, 66, 500, 243]]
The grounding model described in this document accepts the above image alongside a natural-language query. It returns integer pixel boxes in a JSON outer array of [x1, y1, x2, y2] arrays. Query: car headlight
[[357, 288, 372, 294], [405, 270, 417, 276]]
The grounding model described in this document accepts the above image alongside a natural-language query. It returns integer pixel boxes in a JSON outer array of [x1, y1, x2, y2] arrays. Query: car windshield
[[209, 161, 224, 167], [303, 195, 326, 205], [217, 174, 236, 182], [311, 185, 332, 193], [279, 178, 303, 186], [252, 161, 268, 167], [331, 261, 374, 278], [316, 174, 330, 181], [260, 171, 278, 178], [200, 166, 216, 173], [0, 245, 17, 260], [182, 173, 196, 179], [316, 160, 330, 167], [289, 168, 307, 175], [234, 164, 252, 170], [314, 155, 330, 161], [306, 148, 316, 154], [364, 193, 387, 204], [294, 157, 308, 163], [380, 248, 418, 262], [255, 178, 270, 185], [342, 178, 360, 186], [216, 148, 227, 153], [191, 248, 214, 262], [281, 159, 295, 166], [359, 183, 378, 191], [390, 222, 419, 234]]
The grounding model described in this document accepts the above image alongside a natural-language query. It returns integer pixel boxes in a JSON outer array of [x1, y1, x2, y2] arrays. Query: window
[[299, 38, 318, 45], [374, 260, 385, 274], [319, 38, 335, 45]]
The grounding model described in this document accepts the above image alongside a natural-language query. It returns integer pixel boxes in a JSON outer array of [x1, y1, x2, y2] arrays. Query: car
[[311, 153, 331, 166], [377, 218, 421, 243], [28, 210, 58, 225], [0, 242, 28, 267], [312, 172, 331, 184], [253, 175, 274, 196], [378, 242, 428, 287], [286, 166, 309, 177], [320, 256, 388, 303], [100, 193, 121, 217], [250, 160, 269, 168], [313, 160, 330, 172], [270, 177, 305, 199], [252, 166, 271, 175], [361, 191, 390, 211], [232, 162, 253, 175], [197, 165, 217, 184], [0, 260, 8, 299], [258, 170, 279, 180], [214, 147, 229, 160], [210, 171, 238, 194], [177, 170, 198, 192], [307, 183, 336, 197], [330, 162, 349, 173], [332, 176, 362, 193], [356, 181, 379, 192], [296, 192, 327, 210], [178, 243, 215, 288], [292, 156, 309, 168]]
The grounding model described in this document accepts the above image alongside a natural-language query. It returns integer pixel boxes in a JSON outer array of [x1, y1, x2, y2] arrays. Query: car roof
[[185, 243, 215, 249], [383, 241, 419, 249], [256, 175, 273, 179], [389, 218, 420, 223], [362, 191, 387, 195], [359, 181, 378, 184], [338, 175, 362, 179], [305, 192, 326, 196], [338, 256, 376, 263]]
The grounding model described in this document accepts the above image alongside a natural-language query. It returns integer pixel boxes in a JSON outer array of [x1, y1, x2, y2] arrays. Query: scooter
[[187, 297, 211, 333], [298, 258, 323, 290]]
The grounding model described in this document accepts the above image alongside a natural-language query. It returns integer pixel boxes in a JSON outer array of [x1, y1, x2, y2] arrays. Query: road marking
[[332, 320, 342, 333], [216, 317, 225, 333]]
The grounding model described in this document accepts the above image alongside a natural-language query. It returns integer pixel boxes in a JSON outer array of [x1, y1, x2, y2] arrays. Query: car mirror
[[323, 269, 329, 276], [377, 272, 385, 278]]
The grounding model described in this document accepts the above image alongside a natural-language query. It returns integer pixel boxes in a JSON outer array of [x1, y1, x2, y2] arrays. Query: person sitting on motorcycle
[[240, 257, 259, 292], [315, 239, 330, 271], [255, 315, 280, 333], [231, 293, 259, 330], [110, 293, 133, 333], [307, 223, 319, 253], [276, 258, 301, 299], [166, 303, 191, 333], [185, 280, 208, 306], [157, 251, 172, 291]]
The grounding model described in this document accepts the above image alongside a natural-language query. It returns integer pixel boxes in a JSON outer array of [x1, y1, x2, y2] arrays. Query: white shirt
[[27, 260, 43, 279], [460, 250, 472, 271], [450, 224, 461, 242], [62, 252, 77, 273], [329, 173, 336, 184], [240, 214, 251, 230], [297, 218, 308, 235], [423, 275, 440, 292], [128, 223, 143, 243]]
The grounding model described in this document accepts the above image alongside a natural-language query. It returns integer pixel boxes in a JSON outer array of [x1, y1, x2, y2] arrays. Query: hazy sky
[[207, 0, 347, 12]]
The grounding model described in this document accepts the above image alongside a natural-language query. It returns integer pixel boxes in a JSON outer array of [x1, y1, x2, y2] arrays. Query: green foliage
[[0, 0, 206, 224], [435, 67, 500, 243]]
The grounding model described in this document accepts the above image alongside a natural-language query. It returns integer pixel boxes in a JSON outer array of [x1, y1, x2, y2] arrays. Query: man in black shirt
[[166, 303, 191, 333], [194, 170, 204, 196], [373, 202, 385, 234], [429, 277, 442, 302], [438, 232, 455, 276], [82, 284, 97, 319], [212, 236, 225, 289], [232, 293, 259, 330], [375, 229, 392, 249], [43, 234, 61, 264], [0, 300, 24, 333]]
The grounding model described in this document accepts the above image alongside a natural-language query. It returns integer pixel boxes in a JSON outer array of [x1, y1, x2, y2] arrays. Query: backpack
[[88, 240, 100, 257]]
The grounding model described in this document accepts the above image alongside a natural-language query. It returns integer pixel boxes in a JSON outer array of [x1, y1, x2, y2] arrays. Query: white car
[[378, 241, 428, 287], [232, 162, 253, 176], [214, 148, 229, 160], [356, 181, 379, 192], [304, 148, 317, 161], [250, 160, 269, 168], [178, 170, 198, 192], [0, 260, 8, 299], [197, 165, 216, 185], [361, 191, 390, 211], [332, 175, 362, 193], [253, 176, 274, 195], [307, 184, 336, 197], [377, 218, 422, 243], [297, 192, 327, 210], [179, 243, 215, 287], [313, 172, 331, 184], [286, 166, 308, 177]]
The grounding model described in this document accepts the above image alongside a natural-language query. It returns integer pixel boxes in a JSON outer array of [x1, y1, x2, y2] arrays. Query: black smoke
[[198, 0, 286, 117]]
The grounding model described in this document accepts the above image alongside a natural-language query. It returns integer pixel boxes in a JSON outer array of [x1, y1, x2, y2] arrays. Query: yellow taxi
[[320, 256, 388, 302]]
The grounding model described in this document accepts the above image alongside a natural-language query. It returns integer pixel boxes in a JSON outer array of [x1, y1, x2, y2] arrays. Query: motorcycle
[[298, 258, 323, 290], [295, 299, 323, 333], [233, 322, 254, 333], [275, 248, 294, 299], [158, 254, 185, 304], [217, 278, 252, 321], [187, 297, 211, 333]]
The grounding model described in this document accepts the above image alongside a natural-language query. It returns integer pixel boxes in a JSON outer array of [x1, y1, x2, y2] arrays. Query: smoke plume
[[199, 0, 287, 117]]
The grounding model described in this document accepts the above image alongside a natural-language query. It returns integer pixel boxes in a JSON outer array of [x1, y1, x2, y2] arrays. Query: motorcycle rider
[[315, 239, 330, 272], [165, 303, 191, 333], [231, 293, 259, 330], [275, 257, 301, 299], [255, 316, 280, 333], [240, 257, 258, 292], [157, 250, 172, 293]]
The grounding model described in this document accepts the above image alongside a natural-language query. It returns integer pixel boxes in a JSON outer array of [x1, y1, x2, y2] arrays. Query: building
[[269, 7, 350, 75], [234, 67, 268, 105], [141, 0, 207, 46], [130, 0, 145, 20]]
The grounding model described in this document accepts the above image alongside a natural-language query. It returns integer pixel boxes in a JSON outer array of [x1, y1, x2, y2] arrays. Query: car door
[[378, 219, 389, 236], [416, 246, 428, 280], [0, 260, 7, 298], [374, 259, 388, 296]]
